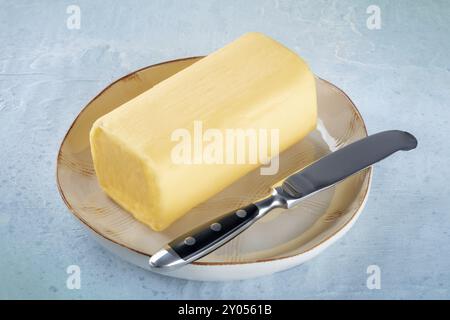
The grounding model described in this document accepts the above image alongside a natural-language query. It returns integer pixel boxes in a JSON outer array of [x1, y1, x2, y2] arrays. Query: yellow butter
[[90, 32, 317, 231]]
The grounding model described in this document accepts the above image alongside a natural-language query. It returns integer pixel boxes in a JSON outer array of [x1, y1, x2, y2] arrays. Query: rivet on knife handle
[[149, 130, 417, 270]]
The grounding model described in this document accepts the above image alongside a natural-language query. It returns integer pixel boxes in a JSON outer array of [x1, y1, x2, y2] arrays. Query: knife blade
[[149, 130, 417, 270]]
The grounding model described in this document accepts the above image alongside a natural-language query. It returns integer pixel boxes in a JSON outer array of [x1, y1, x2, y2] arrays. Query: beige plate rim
[[56, 56, 371, 267]]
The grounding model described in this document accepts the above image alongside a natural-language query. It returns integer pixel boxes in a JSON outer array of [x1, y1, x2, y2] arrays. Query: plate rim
[[56, 56, 372, 267]]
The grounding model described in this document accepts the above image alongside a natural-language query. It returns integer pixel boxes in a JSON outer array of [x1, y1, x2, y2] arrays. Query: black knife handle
[[283, 130, 418, 197], [169, 203, 260, 261]]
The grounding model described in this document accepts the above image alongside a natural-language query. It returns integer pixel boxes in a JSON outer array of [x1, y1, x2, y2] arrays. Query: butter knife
[[149, 130, 417, 270]]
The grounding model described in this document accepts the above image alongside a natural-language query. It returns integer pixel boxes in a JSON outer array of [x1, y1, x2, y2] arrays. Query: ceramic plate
[[57, 57, 371, 281]]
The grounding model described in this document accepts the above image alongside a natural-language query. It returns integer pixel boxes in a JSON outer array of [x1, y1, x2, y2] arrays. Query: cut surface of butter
[[90, 32, 317, 231]]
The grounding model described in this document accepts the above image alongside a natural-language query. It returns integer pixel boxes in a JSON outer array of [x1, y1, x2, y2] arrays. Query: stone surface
[[0, 0, 449, 299]]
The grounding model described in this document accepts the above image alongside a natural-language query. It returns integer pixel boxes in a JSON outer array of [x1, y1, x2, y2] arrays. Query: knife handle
[[149, 203, 264, 269]]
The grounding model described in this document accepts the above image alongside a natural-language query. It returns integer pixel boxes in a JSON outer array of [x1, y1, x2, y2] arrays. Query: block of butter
[[90, 32, 317, 231]]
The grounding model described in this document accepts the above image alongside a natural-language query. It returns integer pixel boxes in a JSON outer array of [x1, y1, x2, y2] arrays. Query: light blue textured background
[[1, 0, 449, 299]]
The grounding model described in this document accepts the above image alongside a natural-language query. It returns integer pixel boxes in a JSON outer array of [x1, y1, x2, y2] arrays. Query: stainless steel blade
[[282, 130, 417, 199]]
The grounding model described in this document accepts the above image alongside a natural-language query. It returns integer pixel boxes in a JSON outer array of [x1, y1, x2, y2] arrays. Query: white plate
[[57, 57, 371, 281]]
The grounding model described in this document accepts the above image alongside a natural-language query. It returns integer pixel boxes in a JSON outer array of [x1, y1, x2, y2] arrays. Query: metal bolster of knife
[[254, 187, 305, 215]]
